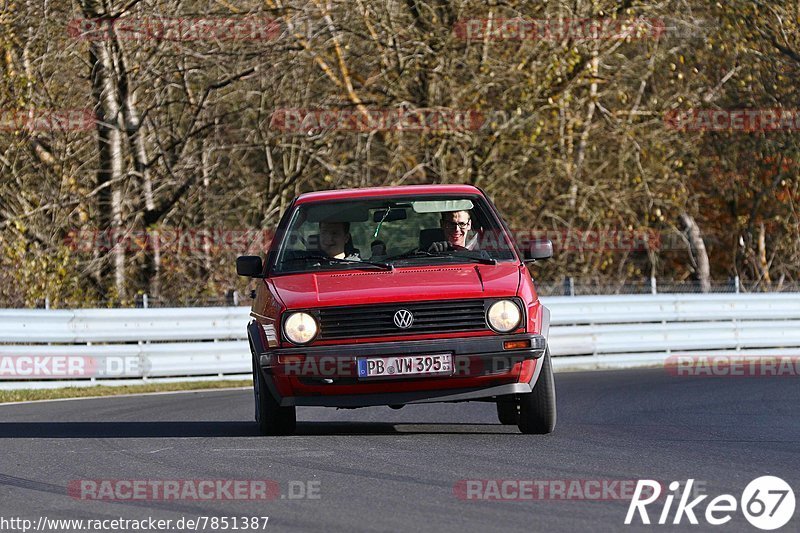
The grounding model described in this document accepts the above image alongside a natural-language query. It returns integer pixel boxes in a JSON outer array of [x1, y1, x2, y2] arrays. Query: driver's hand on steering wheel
[[427, 241, 452, 252]]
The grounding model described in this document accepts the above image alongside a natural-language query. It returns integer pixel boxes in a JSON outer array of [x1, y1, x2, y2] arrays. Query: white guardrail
[[2, 293, 800, 389]]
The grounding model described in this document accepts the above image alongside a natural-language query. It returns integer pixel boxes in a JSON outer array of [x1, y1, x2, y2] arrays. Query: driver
[[318, 221, 360, 260], [428, 211, 478, 252]]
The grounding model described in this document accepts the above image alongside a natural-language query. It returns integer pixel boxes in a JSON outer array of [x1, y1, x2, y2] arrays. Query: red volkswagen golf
[[237, 185, 555, 435]]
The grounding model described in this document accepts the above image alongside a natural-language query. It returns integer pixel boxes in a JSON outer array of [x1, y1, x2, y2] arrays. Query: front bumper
[[257, 333, 547, 407]]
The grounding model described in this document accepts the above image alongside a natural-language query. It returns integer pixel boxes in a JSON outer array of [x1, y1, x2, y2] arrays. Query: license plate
[[357, 354, 453, 379]]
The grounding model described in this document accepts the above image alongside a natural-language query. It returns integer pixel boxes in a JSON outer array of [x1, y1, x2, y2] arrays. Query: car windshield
[[272, 195, 517, 274]]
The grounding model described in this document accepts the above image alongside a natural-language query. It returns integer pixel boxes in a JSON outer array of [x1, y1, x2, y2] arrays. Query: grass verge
[[0, 379, 252, 404]]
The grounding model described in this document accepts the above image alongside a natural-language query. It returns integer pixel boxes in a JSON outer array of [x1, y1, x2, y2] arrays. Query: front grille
[[316, 299, 489, 340]]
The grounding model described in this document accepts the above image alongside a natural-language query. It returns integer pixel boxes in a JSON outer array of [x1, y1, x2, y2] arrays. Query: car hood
[[271, 262, 521, 309]]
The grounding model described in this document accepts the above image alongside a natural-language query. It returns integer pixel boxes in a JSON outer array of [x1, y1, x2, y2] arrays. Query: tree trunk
[[88, 36, 126, 299], [758, 222, 771, 285], [680, 212, 711, 293]]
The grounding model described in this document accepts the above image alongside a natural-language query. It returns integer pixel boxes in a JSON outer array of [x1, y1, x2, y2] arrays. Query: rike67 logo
[[625, 477, 795, 530]]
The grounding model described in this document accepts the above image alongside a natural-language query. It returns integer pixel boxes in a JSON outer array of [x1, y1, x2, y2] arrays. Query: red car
[[237, 185, 555, 435]]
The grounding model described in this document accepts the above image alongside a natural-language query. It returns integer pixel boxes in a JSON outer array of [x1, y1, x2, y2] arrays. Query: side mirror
[[237, 255, 265, 277], [523, 239, 553, 262]]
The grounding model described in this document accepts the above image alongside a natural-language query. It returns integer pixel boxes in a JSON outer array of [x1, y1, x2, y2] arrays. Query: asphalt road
[[1, 368, 798, 533]]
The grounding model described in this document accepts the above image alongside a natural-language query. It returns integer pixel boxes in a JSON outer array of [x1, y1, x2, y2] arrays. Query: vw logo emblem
[[393, 309, 414, 329]]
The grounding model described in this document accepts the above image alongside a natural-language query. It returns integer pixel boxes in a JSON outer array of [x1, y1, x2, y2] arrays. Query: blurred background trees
[[1, 0, 798, 306]]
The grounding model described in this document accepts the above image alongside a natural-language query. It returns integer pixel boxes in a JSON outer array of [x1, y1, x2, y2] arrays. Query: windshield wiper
[[295, 253, 394, 270], [385, 249, 496, 265], [384, 249, 441, 261], [448, 253, 496, 265]]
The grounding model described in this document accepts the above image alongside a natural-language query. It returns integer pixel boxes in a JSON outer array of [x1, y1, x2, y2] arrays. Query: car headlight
[[486, 300, 521, 333], [283, 312, 318, 344]]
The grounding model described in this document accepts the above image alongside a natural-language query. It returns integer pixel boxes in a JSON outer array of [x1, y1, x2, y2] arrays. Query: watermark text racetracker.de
[[453, 17, 666, 41], [0, 355, 145, 379], [665, 109, 800, 132], [68, 17, 280, 42], [454, 479, 666, 501], [69, 479, 320, 501], [498, 229, 662, 252], [65, 227, 274, 255], [665, 355, 800, 377], [269, 108, 489, 133], [269, 354, 541, 378], [0, 109, 94, 132]]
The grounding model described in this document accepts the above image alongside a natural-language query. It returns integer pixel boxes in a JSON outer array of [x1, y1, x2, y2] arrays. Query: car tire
[[252, 353, 296, 436], [496, 396, 519, 425], [517, 349, 557, 435]]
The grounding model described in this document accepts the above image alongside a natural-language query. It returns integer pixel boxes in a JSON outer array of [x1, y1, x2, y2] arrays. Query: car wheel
[[496, 396, 519, 425], [517, 348, 557, 434], [252, 353, 296, 436]]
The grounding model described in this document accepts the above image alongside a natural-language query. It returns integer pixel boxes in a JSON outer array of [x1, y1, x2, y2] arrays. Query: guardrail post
[[735, 275, 740, 294], [142, 293, 149, 309], [563, 277, 575, 296], [650, 277, 657, 294], [225, 289, 237, 306]]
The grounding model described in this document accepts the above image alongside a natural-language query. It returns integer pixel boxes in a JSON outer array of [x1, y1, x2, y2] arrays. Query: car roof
[[295, 184, 483, 204]]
